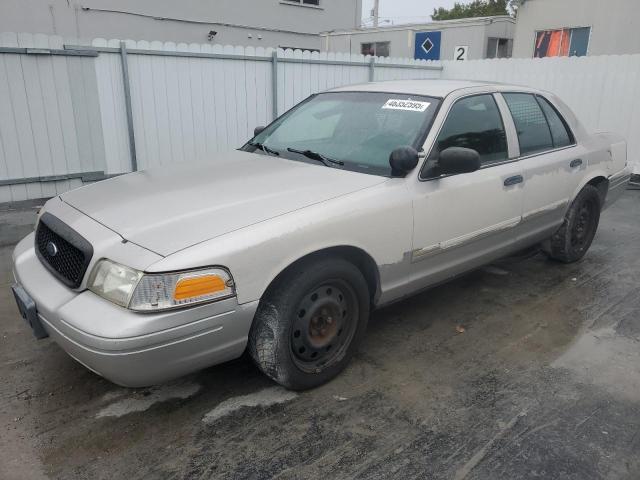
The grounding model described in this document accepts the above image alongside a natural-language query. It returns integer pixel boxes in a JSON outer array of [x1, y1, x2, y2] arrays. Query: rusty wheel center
[[308, 304, 340, 348], [290, 281, 358, 371]]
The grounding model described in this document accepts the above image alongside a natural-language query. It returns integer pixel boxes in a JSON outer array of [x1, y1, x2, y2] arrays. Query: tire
[[248, 256, 370, 390], [545, 184, 601, 263]]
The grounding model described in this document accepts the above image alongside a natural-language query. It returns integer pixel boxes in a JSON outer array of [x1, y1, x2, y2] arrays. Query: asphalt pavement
[[1, 191, 639, 480]]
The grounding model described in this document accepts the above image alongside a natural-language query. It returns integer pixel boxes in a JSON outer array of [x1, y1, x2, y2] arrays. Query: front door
[[408, 93, 524, 291]]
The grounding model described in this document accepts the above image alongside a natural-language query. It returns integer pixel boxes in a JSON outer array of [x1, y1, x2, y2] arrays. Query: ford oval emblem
[[46, 241, 59, 257]]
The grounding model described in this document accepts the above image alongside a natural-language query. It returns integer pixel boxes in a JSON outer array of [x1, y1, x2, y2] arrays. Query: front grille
[[35, 213, 93, 289]]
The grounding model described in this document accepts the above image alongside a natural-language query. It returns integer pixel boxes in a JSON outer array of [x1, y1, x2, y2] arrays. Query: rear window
[[503, 93, 553, 156]]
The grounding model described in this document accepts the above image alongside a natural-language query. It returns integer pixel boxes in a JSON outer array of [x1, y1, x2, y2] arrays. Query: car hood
[[61, 151, 387, 256]]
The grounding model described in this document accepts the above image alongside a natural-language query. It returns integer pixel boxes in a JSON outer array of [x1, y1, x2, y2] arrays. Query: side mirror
[[254, 126, 266, 137], [389, 146, 420, 177], [438, 147, 481, 175]]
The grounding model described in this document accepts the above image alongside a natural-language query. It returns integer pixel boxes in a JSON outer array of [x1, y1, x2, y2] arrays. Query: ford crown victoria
[[12, 80, 631, 390]]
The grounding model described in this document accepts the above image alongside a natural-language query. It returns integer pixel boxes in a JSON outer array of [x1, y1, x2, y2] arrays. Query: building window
[[283, 0, 320, 5], [486, 38, 512, 59], [534, 27, 590, 58], [361, 42, 390, 57]]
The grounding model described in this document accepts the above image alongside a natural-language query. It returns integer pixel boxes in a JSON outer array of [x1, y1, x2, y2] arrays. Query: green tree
[[432, 0, 512, 20]]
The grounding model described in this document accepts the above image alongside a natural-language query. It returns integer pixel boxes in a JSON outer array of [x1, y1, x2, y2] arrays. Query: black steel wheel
[[545, 184, 601, 263], [570, 196, 598, 254], [248, 256, 370, 390], [289, 280, 358, 373]]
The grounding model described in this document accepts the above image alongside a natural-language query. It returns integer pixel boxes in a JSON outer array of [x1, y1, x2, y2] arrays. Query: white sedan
[[12, 80, 630, 390]]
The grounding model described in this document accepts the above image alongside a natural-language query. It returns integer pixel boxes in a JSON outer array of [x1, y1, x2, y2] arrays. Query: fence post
[[271, 50, 279, 120], [369, 56, 375, 82], [119, 41, 138, 172]]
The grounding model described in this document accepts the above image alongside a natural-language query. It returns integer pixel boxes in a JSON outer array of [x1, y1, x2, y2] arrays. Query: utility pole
[[372, 0, 380, 27]]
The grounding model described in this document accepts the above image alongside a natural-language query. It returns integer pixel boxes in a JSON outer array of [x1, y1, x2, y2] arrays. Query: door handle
[[504, 175, 523, 187], [570, 159, 583, 168]]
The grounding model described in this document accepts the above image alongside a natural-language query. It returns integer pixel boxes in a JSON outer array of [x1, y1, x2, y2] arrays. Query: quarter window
[[432, 94, 508, 166], [503, 93, 553, 155], [537, 96, 573, 148]]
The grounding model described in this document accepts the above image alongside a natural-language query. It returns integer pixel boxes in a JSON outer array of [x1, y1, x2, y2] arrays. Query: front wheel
[[544, 184, 601, 263], [248, 257, 370, 390]]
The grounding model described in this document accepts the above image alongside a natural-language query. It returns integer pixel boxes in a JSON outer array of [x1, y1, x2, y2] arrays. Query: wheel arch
[[260, 245, 381, 306], [586, 175, 609, 207], [571, 173, 609, 209]]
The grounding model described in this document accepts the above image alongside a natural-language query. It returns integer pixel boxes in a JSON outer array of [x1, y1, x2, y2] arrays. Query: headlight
[[88, 259, 142, 308], [88, 259, 235, 311]]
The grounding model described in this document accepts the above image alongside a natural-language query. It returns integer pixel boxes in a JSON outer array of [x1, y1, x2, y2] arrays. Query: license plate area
[[11, 284, 48, 339]]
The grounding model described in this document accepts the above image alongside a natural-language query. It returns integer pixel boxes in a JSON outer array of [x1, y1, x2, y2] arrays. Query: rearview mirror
[[438, 147, 481, 175], [389, 146, 420, 177], [254, 126, 266, 137]]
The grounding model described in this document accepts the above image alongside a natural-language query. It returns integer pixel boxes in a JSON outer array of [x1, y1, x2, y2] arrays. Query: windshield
[[242, 91, 441, 176]]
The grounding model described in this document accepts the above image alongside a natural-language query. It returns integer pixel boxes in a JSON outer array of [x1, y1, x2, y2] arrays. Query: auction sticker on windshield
[[382, 99, 431, 112]]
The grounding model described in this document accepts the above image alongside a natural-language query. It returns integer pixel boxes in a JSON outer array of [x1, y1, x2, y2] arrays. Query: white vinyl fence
[[85, 39, 441, 175], [441, 55, 640, 178], [0, 34, 441, 201], [0, 32, 638, 203], [0, 33, 106, 203]]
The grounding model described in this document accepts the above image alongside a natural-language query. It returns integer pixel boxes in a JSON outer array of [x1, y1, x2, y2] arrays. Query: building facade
[[322, 16, 515, 60], [512, 0, 640, 58], [0, 0, 362, 50]]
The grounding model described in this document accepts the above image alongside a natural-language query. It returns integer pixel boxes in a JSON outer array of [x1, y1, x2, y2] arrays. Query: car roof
[[329, 79, 540, 98]]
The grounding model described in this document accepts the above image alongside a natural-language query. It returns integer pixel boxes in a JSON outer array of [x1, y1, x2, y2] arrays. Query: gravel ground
[[1, 191, 639, 480]]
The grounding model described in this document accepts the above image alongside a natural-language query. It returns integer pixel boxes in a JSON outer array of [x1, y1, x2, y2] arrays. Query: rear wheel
[[544, 184, 601, 263], [248, 257, 370, 390]]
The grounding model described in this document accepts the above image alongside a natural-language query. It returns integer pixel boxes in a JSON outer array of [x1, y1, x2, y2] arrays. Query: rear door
[[501, 92, 581, 240], [408, 92, 523, 290]]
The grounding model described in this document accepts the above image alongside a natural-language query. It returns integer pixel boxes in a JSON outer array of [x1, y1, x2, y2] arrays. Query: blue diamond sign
[[414, 31, 441, 60]]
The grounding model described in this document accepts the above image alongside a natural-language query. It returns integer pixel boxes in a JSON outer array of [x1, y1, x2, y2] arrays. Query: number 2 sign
[[454, 46, 469, 61]]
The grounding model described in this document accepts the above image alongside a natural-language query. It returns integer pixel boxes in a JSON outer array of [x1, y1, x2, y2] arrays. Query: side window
[[537, 96, 573, 148], [503, 93, 553, 155], [433, 94, 508, 166]]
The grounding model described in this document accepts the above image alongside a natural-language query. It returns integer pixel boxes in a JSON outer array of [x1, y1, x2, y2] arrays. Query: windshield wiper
[[286, 147, 344, 167], [248, 141, 279, 156]]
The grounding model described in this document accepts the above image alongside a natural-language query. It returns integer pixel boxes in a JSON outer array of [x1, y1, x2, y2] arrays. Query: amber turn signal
[[174, 275, 226, 301]]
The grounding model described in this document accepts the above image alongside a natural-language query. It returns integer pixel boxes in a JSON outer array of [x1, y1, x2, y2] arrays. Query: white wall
[[512, 0, 640, 58], [323, 17, 515, 60], [0, 0, 363, 50], [442, 54, 640, 173]]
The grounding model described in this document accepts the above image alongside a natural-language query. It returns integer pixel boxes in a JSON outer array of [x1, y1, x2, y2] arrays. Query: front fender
[[146, 180, 413, 305]]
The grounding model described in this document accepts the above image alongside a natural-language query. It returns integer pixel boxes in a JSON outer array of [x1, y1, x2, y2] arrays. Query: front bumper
[[12, 234, 258, 387]]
